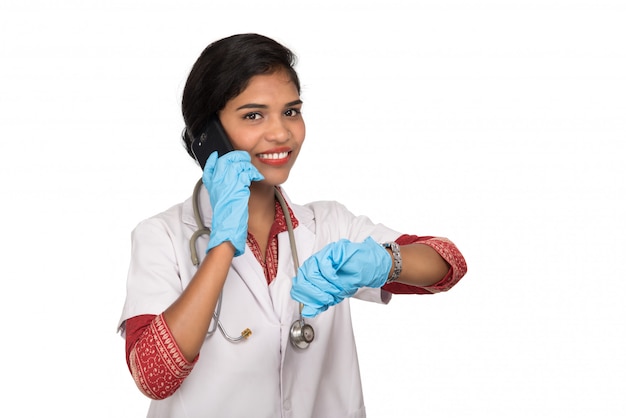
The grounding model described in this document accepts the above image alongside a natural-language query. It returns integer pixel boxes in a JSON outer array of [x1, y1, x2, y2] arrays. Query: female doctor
[[118, 33, 467, 418]]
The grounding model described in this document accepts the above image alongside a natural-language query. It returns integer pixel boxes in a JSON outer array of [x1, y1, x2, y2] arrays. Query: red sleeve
[[124, 314, 155, 371], [124, 314, 197, 400], [382, 234, 467, 295]]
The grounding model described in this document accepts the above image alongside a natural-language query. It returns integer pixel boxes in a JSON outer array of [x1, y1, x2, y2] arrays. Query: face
[[218, 69, 306, 187]]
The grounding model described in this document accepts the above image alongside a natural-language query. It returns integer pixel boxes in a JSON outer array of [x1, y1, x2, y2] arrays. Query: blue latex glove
[[202, 150, 264, 256], [290, 237, 392, 317]]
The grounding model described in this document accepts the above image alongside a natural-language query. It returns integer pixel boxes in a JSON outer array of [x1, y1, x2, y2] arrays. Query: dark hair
[[181, 33, 301, 159]]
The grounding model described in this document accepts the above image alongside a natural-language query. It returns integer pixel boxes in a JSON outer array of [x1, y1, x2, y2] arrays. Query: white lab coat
[[118, 186, 402, 418]]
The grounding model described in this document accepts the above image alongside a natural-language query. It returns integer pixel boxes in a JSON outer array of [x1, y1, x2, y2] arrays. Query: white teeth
[[259, 151, 289, 160]]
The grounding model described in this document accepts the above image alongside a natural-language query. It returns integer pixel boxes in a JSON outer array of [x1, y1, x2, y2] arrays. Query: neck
[[249, 182, 276, 210], [247, 182, 277, 235]]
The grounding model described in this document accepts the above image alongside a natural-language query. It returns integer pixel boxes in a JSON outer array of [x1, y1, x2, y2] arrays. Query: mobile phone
[[191, 115, 234, 169]]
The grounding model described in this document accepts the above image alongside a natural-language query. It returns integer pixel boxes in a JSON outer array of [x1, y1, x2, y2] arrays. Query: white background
[[1, 1, 625, 417]]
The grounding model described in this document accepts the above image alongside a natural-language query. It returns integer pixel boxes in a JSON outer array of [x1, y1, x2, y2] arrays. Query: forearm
[[162, 242, 235, 361], [383, 235, 467, 294], [386, 243, 450, 288]]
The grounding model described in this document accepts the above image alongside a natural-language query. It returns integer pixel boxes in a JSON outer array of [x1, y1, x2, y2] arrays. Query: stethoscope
[[189, 179, 315, 349]]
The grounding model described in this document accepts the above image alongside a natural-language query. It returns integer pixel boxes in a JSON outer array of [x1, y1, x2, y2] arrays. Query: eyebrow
[[236, 99, 303, 111]]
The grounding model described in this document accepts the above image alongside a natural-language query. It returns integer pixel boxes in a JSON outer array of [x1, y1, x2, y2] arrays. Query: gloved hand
[[290, 237, 392, 317], [202, 150, 264, 256]]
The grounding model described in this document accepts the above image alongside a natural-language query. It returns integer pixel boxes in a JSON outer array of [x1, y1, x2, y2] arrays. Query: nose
[[264, 116, 290, 142]]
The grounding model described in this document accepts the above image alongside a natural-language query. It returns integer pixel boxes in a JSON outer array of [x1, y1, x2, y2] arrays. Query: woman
[[118, 33, 467, 418]]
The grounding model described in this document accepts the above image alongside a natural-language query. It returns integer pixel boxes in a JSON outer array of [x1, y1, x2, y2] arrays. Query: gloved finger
[[203, 150, 247, 178], [241, 163, 264, 183], [291, 272, 337, 308], [302, 240, 360, 297], [301, 303, 328, 318], [209, 150, 250, 180], [202, 151, 219, 183], [297, 249, 347, 298], [325, 239, 361, 271], [326, 237, 391, 290], [210, 153, 265, 187]]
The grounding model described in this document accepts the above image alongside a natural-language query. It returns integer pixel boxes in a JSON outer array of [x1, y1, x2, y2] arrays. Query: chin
[[260, 173, 290, 187]]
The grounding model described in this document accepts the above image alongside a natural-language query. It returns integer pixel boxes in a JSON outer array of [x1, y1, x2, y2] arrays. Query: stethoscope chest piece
[[290, 318, 315, 349]]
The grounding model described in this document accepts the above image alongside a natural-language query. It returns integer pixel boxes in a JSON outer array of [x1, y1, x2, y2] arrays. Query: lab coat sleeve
[[118, 216, 185, 333], [304, 200, 403, 244]]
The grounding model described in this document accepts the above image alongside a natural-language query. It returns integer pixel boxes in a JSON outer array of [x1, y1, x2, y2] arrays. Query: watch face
[[382, 242, 402, 283]]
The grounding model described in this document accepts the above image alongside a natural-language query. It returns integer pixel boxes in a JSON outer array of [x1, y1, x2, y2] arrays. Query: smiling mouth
[[258, 151, 290, 160]]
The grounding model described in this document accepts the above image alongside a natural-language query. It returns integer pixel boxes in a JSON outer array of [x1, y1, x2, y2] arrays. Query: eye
[[243, 112, 263, 120], [284, 108, 301, 117]]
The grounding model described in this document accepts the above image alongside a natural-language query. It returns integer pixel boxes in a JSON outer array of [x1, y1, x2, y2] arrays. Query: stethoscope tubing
[[189, 179, 314, 348]]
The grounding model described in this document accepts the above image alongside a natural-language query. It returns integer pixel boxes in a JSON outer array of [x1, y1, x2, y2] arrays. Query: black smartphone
[[191, 115, 234, 169]]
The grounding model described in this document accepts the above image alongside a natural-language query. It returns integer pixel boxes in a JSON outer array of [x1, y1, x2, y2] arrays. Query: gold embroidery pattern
[[130, 314, 194, 400], [420, 237, 468, 292]]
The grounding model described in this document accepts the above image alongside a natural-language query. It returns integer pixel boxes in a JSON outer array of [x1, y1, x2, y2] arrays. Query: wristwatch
[[381, 241, 402, 284]]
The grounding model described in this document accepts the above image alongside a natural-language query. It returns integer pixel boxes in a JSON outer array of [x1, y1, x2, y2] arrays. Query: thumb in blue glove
[[202, 150, 264, 256], [290, 237, 392, 317]]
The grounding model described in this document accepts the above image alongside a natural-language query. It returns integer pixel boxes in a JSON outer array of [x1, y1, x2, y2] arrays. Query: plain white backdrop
[[1, 1, 624, 417]]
